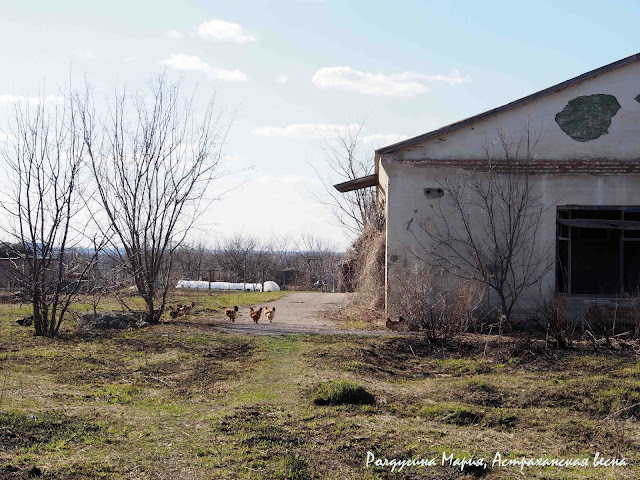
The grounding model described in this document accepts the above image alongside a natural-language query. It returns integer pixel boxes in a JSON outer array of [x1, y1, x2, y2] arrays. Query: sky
[[0, 0, 638, 250]]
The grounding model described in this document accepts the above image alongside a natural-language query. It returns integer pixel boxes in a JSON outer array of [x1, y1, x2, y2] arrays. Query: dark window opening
[[556, 207, 640, 295]]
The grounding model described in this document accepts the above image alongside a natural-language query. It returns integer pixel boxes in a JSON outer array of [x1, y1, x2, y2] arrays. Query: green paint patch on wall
[[555, 94, 621, 142]]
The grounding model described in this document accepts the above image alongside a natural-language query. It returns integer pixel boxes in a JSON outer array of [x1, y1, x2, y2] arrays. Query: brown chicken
[[181, 302, 195, 316], [263, 306, 276, 323], [249, 306, 262, 323], [168, 305, 180, 319], [224, 305, 239, 322], [386, 316, 404, 331]]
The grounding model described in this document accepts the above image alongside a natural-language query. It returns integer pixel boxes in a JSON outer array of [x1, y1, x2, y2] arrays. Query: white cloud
[[0, 95, 63, 105], [276, 74, 289, 84], [195, 19, 256, 43], [166, 30, 183, 39], [124, 56, 137, 62], [362, 134, 409, 148], [251, 123, 360, 139], [159, 53, 248, 82], [312, 66, 470, 96], [160, 53, 210, 72]]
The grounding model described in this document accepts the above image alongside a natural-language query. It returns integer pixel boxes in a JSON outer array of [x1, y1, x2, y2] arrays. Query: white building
[[337, 53, 640, 321]]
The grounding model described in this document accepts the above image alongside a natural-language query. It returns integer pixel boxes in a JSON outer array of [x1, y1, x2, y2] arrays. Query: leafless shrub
[[583, 300, 640, 349], [389, 265, 484, 341], [605, 415, 632, 457], [216, 234, 260, 284], [169, 233, 341, 292], [173, 241, 212, 280], [600, 399, 638, 456], [532, 293, 577, 350]]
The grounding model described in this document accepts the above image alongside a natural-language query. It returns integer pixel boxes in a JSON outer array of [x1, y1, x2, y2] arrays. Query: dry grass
[[388, 266, 484, 339], [1, 293, 639, 479], [352, 224, 386, 311]]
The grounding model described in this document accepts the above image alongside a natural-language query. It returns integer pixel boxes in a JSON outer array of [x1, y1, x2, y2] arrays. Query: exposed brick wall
[[389, 159, 640, 175]]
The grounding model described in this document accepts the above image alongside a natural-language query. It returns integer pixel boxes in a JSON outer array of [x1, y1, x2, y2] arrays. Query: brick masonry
[[388, 158, 640, 175]]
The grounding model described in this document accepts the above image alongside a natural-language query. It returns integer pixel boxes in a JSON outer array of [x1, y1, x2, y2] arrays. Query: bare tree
[[174, 240, 210, 280], [216, 234, 274, 285], [294, 234, 340, 291], [79, 76, 229, 323], [313, 123, 384, 237], [411, 122, 553, 321], [0, 93, 99, 337]]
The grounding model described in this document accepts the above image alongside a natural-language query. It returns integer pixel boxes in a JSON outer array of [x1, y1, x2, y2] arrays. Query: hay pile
[[352, 223, 386, 310]]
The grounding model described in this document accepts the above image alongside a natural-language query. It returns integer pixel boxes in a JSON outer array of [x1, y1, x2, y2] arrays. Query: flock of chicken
[[165, 302, 277, 324], [223, 305, 276, 323], [167, 301, 401, 331], [167, 302, 196, 319]]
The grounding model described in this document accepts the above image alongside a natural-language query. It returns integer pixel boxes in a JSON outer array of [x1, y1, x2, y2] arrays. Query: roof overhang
[[333, 174, 377, 193]]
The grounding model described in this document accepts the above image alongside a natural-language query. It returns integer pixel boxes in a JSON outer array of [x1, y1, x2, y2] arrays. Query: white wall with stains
[[393, 61, 640, 162], [379, 59, 640, 316], [383, 164, 640, 302]]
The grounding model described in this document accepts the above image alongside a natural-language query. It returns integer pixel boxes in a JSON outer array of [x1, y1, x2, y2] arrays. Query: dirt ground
[[214, 292, 385, 336]]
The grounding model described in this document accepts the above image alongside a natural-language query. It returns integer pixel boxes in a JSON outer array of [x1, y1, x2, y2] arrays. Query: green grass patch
[[313, 380, 375, 406], [87, 384, 142, 404], [275, 453, 312, 480]]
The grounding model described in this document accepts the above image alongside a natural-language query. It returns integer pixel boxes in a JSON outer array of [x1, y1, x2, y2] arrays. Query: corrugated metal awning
[[333, 174, 377, 193]]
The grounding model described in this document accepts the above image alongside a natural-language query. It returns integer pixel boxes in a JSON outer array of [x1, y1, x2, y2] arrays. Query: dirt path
[[213, 292, 387, 336]]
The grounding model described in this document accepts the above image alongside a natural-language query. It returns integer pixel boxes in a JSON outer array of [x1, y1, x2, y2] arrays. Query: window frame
[[556, 205, 640, 296]]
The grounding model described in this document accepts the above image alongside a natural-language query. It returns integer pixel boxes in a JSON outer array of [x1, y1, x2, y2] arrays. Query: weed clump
[[421, 403, 482, 425], [313, 380, 375, 406], [276, 453, 311, 480]]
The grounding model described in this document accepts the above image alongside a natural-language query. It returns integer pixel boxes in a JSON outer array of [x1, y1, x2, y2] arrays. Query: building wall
[[380, 60, 640, 319], [376, 155, 391, 307], [382, 161, 640, 317]]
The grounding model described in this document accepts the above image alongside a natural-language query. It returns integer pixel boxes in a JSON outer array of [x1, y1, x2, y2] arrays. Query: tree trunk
[[145, 298, 159, 324], [32, 293, 43, 336]]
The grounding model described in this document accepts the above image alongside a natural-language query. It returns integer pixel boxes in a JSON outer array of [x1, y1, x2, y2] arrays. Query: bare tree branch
[[311, 122, 384, 237], [78, 75, 231, 323], [410, 120, 553, 321], [0, 87, 101, 336]]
